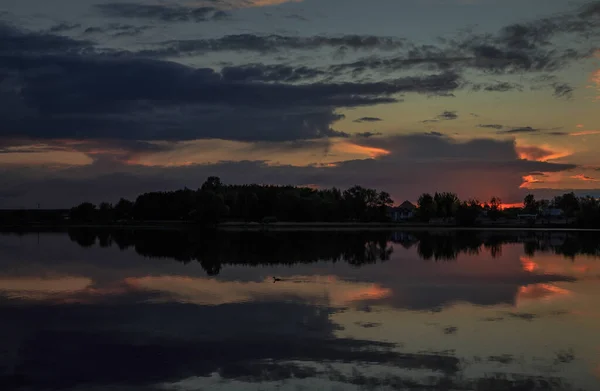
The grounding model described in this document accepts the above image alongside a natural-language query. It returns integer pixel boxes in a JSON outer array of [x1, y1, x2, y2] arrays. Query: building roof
[[398, 200, 416, 210]]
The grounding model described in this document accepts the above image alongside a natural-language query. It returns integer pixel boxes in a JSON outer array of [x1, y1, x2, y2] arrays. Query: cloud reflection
[[124, 275, 391, 306]]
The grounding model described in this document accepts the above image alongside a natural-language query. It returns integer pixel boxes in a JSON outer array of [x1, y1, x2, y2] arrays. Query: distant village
[[386, 199, 568, 225], [0, 179, 598, 228]]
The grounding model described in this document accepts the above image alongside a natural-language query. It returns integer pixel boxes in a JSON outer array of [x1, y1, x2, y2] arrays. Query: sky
[[0, 0, 599, 207]]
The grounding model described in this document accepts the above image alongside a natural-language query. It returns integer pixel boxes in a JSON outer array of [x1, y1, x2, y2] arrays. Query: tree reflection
[[66, 229, 395, 275], [62, 228, 600, 274]]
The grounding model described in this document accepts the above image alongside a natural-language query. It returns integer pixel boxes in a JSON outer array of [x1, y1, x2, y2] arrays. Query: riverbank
[[1, 220, 599, 232]]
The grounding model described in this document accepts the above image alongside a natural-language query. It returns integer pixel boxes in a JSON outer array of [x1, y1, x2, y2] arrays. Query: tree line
[[68, 176, 394, 225]]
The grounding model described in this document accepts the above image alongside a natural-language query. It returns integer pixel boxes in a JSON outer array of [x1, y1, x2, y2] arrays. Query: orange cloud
[[516, 283, 571, 306], [0, 141, 93, 167], [521, 258, 538, 272], [500, 202, 524, 209], [571, 174, 600, 182], [576, 124, 584, 128], [570, 130, 600, 136], [520, 175, 543, 189], [124, 275, 391, 307], [333, 140, 391, 159], [127, 139, 390, 168], [516, 145, 571, 162]]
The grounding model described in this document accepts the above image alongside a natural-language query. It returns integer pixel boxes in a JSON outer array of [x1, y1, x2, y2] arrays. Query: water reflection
[[59, 228, 600, 273], [0, 229, 598, 390]]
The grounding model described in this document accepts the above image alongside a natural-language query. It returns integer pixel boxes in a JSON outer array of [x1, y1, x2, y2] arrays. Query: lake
[[0, 229, 599, 391]]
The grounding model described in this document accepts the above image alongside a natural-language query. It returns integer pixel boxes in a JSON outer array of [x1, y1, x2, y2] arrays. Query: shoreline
[[1, 221, 600, 232]]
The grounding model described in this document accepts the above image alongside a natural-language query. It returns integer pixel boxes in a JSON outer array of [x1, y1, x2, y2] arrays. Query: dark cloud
[[83, 23, 152, 37], [95, 2, 228, 23], [220, 63, 326, 83], [477, 124, 504, 130], [142, 34, 407, 57], [579, 1, 600, 18], [285, 14, 309, 21], [424, 131, 444, 137], [552, 82, 574, 99], [353, 117, 383, 123], [0, 24, 460, 142], [470, 81, 524, 92], [437, 110, 458, 120], [355, 131, 382, 138], [1, 299, 448, 389], [497, 126, 540, 134], [422, 110, 457, 123], [48, 22, 81, 33], [309, 3, 600, 93], [0, 23, 92, 55]]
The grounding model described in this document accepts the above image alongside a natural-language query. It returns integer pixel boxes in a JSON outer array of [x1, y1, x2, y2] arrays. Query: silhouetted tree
[[524, 194, 537, 214], [114, 198, 134, 220], [69, 202, 97, 223], [456, 199, 481, 226], [434, 192, 459, 220], [554, 192, 579, 223], [417, 193, 436, 222], [488, 196, 502, 221]]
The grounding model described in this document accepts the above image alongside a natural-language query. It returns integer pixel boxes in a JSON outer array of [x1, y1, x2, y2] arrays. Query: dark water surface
[[0, 229, 599, 390]]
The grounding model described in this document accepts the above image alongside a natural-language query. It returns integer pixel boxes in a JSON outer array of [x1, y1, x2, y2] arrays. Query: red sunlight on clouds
[[520, 175, 542, 189], [516, 145, 571, 162], [521, 257, 538, 272], [571, 174, 600, 182], [516, 283, 571, 305], [571, 130, 600, 136], [336, 140, 391, 159], [122, 275, 391, 307], [500, 202, 524, 209]]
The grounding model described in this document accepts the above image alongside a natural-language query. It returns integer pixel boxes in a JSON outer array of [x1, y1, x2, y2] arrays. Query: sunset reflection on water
[[0, 230, 598, 391]]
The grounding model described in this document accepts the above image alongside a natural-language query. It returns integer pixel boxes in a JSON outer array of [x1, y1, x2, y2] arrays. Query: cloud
[[0, 23, 92, 55], [571, 130, 600, 136], [143, 34, 407, 57], [0, 135, 577, 208], [479, 81, 524, 92], [551, 82, 574, 99], [516, 145, 572, 162], [354, 132, 382, 138], [305, 3, 600, 96], [48, 23, 81, 33], [95, 3, 229, 23], [477, 124, 504, 130], [353, 117, 383, 123], [571, 174, 600, 182], [437, 110, 458, 120], [422, 110, 458, 123], [0, 24, 460, 143], [502, 127, 539, 135], [423, 131, 444, 137], [220, 63, 326, 82], [83, 24, 152, 37]]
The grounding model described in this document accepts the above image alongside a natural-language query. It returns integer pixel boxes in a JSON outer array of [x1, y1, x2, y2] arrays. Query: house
[[389, 200, 416, 221], [541, 208, 564, 218]]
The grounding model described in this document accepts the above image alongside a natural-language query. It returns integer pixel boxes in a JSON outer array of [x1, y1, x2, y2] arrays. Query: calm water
[[0, 229, 599, 391]]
